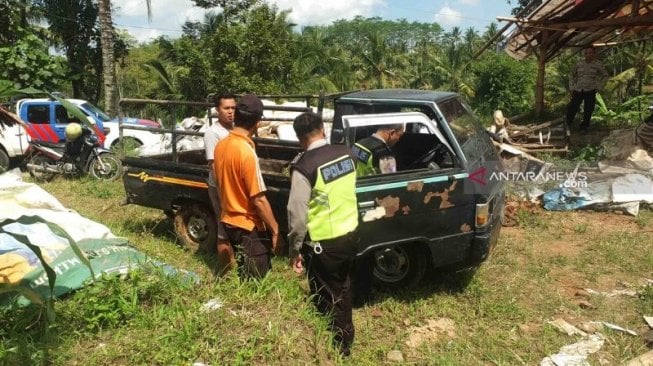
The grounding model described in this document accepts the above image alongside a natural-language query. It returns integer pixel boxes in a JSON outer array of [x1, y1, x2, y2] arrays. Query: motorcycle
[[26, 123, 122, 182]]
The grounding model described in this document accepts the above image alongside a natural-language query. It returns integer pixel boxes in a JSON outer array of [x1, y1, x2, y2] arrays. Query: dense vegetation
[[0, 1, 651, 121]]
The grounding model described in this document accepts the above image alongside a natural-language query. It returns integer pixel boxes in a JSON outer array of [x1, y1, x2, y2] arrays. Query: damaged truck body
[[121, 89, 505, 288]]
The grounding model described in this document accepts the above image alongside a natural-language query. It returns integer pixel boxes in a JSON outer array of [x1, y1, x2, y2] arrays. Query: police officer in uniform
[[350, 124, 404, 307], [287, 112, 359, 356], [352, 124, 404, 176]]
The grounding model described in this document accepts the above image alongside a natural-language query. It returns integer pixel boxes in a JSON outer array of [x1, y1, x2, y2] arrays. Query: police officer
[[287, 111, 359, 356], [565, 46, 608, 132], [352, 124, 404, 176], [350, 124, 404, 307]]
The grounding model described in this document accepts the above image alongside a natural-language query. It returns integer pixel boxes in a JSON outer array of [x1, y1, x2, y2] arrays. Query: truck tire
[[0, 149, 9, 173], [173, 203, 216, 254], [372, 243, 428, 289]]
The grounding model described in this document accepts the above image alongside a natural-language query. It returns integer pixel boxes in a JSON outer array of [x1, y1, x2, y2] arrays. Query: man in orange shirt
[[213, 94, 279, 279]]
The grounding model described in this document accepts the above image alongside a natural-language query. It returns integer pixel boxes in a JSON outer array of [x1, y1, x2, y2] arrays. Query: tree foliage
[[472, 52, 536, 117], [0, 34, 66, 90], [35, 0, 103, 101], [4, 1, 649, 123]]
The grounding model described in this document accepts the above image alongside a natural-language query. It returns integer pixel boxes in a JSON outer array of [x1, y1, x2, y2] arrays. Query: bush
[[472, 53, 536, 118]]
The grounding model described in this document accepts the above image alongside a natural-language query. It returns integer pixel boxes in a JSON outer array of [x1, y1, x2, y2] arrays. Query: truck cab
[[329, 90, 504, 286]]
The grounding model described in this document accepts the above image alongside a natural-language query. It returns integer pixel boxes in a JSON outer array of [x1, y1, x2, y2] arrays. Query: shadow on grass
[[119, 216, 228, 277], [120, 217, 177, 242], [364, 267, 480, 306]]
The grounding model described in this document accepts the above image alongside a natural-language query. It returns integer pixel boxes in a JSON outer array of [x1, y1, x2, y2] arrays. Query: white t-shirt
[[203, 122, 230, 161]]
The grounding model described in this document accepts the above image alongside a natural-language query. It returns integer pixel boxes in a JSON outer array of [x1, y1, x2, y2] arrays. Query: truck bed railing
[[117, 94, 340, 163]]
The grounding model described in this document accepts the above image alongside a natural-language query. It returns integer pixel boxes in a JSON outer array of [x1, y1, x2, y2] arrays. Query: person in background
[[566, 46, 609, 132], [213, 94, 279, 279], [487, 110, 511, 143], [287, 111, 359, 356], [352, 124, 404, 176], [203, 93, 236, 275]]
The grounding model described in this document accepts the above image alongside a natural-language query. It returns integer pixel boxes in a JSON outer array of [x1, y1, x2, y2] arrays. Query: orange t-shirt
[[213, 129, 266, 231]]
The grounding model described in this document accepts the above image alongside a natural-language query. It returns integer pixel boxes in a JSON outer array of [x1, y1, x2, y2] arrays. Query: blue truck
[[0, 97, 163, 171]]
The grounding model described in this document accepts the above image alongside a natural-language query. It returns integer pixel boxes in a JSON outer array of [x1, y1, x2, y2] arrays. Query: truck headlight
[[476, 202, 489, 228]]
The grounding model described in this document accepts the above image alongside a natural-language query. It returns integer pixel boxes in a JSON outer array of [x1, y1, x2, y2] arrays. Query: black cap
[[237, 94, 263, 118]]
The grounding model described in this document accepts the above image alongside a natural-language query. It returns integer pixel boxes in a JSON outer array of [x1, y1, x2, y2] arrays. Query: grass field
[[1, 175, 652, 365]]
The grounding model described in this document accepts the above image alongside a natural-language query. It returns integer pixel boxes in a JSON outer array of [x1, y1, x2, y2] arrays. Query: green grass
[[1, 175, 652, 365]]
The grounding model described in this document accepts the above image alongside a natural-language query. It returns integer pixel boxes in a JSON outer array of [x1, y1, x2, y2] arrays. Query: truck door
[[342, 112, 476, 267], [51, 103, 80, 140], [23, 102, 61, 142]]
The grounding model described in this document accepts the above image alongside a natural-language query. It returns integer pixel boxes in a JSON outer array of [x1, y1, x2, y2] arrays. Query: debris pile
[[494, 111, 653, 219]]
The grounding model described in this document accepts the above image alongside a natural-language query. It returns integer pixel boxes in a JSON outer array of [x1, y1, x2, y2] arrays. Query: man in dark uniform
[[352, 124, 404, 176], [287, 112, 359, 356], [350, 124, 404, 307]]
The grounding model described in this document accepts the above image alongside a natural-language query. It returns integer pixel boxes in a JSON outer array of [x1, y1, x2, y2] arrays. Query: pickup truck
[[0, 98, 162, 171], [121, 89, 505, 288]]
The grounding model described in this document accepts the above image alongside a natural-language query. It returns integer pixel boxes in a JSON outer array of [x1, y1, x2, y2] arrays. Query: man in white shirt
[[203, 93, 236, 274], [566, 46, 609, 132]]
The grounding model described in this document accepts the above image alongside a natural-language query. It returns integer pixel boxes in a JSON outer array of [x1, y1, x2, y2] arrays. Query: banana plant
[[594, 93, 649, 126]]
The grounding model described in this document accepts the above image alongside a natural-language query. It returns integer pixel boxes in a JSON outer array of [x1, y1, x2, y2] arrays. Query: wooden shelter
[[497, 0, 653, 114]]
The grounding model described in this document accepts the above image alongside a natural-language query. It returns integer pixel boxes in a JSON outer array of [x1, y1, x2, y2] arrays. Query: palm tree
[[292, 27, 355, 93], [98, 0, 151, 116], [357, 31, 407, 89]]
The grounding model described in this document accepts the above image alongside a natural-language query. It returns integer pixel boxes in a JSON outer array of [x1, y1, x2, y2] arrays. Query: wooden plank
[[547, 14, 653, 30], [522, 147, 569, 154], [511, 143, 558, 148], [625, 349, 653, 366], [509, 117, 564, 138]]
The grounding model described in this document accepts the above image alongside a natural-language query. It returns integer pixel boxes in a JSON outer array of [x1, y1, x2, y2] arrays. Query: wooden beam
[[625, 349, 653, 366], [509, 117, 564, 138], [500, 14, 653, 29], [472, 4, 536, 60], [632, 0, 641, 18], [535, 30, 549, 116]]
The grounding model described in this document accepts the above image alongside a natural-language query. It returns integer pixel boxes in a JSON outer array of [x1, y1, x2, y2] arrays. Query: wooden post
[[535, 31, 549, 116]]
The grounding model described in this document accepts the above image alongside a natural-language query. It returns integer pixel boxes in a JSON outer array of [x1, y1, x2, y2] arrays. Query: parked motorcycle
[[26, 123, 122, 182]]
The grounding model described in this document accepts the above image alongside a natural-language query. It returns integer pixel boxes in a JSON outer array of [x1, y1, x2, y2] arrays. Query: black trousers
[[223, 224, 271, 280], [302, 231, 358, 354], [566, 89, 597, 129]]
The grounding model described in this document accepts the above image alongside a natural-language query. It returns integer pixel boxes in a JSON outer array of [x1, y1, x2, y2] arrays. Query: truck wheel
[[0, 148, 9, 173], [89, 153, 122, 181], [173, 203, 216, 254], [28, 154, 56, 182], [372, 243, 428, 289]]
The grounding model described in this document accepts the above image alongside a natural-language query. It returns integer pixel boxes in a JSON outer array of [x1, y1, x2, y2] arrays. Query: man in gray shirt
[[204, 93, 236, 274], [565, 46, 608, 132]]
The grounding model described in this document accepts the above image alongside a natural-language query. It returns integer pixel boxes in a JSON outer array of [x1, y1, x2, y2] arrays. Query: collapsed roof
[[502, 0, 653, 61]]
